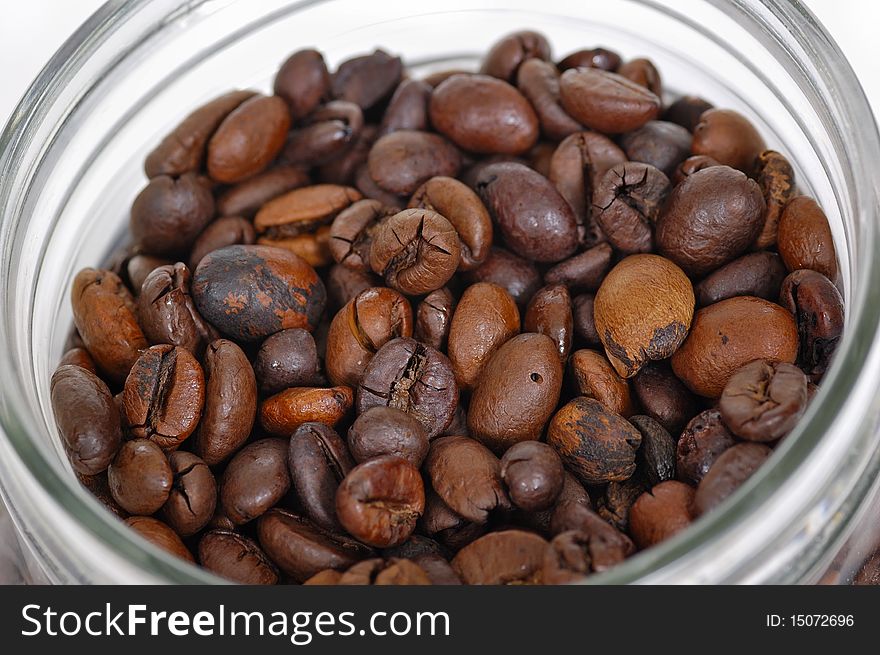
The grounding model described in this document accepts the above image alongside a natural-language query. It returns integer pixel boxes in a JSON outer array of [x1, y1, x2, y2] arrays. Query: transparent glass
[[1, 0, 879, 584]]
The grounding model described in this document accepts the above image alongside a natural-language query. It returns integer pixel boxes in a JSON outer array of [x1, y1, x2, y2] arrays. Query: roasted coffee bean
[[123, 345, 205, 450], [550, 501, 634, 568], [630, 415, 676, 487], [125, 516, 194, 562], [692, 443, 771, 516], [289, 423, 354, 532], [481, 30, 551, 82], [302, 570, 344, 585], [336, 558, 431, 585], [779, 269, 844, 382], [672, 154, 721, 186], [594, 254, 694, 378], [694, 252, 787, 307], [525, 284, 573, 360], [326, 286, 413, 387], [620, 121, 692, 178], [618, 58, 662, 96], [557, 47, 622, 72], [336, 456, 424, 547], [516, 58, 583, 141], [559, 67, 660, 134], [199, 530, 279, 584], [274, 49, 330, 121], [357, 337, 458, 438], [568, 349, 634, 417], [468, 333, 563, 452], [754, 150, 796, 249], [631, 361, 700, 435], [500, 441, 564, 512], [257, 509, 373, 582], [595, 477, 647, 532], [628, 480, 695, 548], [254, 184, 362, 243], [448, 282, 520, 391], [676, 409, 736, 485], [260, 386, 354, 437], [188, 217, 257, 270], [379, 79, 432, 136], [571, 293, 601, 348], [662, 95, 713, 132], [348, 406, 429, 467], [719, 359, 807, 442], [326, 263, 382, 312], [253, 328, 321, 396], [50, 365, 122, 476], [369, 209, 461, 295], [258, 227, 332, 268], [451, 530, 548, 584], [319, 124, 377, 186], [192, 244, 326, 341], [520, 471, 591, 535], [355, 163, 406, 208], [216, 166, 311, 218], [414, 287, 456, 351], [281, 101, 363, 167], [777, 196, 838, 281], [542, 530, 600, 582], [220, 438, 290, 525], [548, 397, 641, 485], [58, 347, 96, 374], [329, 199, 396, 272], [367, 130, 461, 196], [691, 108, 766, 173], [464, 247, 542, 309], [409, 176, 493, 271], [161, 451, 216, 536], [430, 74, 539, 155], [656, 166, 765, 278], [126, 254, 172, 295], [420, 490, 488, 550], [382, 535, 446, 561], [411, 554, 462, 585], [593, 163, 671, 254], [671, 296, 798, 398], [107, 439, 172, 516], [331, 49, 402, 111], [476, 162, 578, 262]]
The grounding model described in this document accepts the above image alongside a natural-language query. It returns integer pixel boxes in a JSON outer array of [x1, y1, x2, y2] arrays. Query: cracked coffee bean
[[161, 451, 217, 537], [414, 287, 456, 351], [199, 530, 279, 585], [754, 150, 796, 249], [329, 199, 396, 272]]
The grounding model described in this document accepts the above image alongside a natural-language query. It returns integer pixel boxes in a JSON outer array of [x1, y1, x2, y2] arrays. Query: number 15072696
[[765, 615, 854, 627]]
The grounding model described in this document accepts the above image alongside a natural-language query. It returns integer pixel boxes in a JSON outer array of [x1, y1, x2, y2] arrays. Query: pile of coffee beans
[[51, 30, 844, 584]]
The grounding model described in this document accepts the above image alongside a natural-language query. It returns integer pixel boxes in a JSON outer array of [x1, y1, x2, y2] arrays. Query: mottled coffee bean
[[161, 451, 216, 536], [281, 101, 363, 167], [694, 252, 787, 307], [719, 359, 807, 442], [662, 95, 713, 132], [481, 30, 551, 82], [691, 108, 766, 173], [274, 49, 330, 121], [192, 339, 256, 465], [594, 254, 694, 378], [336, 558, 431, 585], [631, 361, 700, 435], [559, 67, 660, 134], [656, 166, 766, 277], [692, 443, 771, 516], [357, 337, 458, 438], [548, 396, 642, 484], [620, 121, 692, 178], [369, 209, 461, 295], [516, 58, 583, 141], [336, 456, 424, 548], [451, 530, 548, 585], [593, 163, 670, 254], [630, 415, 676, 487], [525, 284, 573, 360], [199, 530, 279, 585], [676, 409, 737, 485], [331, 49, 402, 111], [289, 423, 354, 532], [58, 347, 96, 374], [329, 199, 395, 272], [429, 74, 539, 154], [188, 217, 257, 270], [464, 247, 542, 308], [253, 328, 321, 395], [414, 287, 456, 351], [448, 282, 520, 391], [779, 269, 844, 382], [368, 130, 461, 196], [220, 438, 290, 524], [192, 245, 326, 341], [549, 501, 634, 569], [629, 481, 695, 548], [108, 439, 173, 516], [595, 477, 646, 532], [468, 333, 563, 452], [50, 365, 122, 475], [777, 196, 838, 281], [260, 386, 354, 437], [671, 296, 798, 397], [672, 154, 721, 186], [754, 150, 796, 249], [500, 441, 564, 512], [618, 58, 662, 96], [348, 406, 429, 467], [557, 47, 622, 72], [569, 349, 634, 417], [476, 162, 578, 262], [254, 184, 362, 243], [216, 166, 311, 218], [125, 516, 194, 562], [379, 79, 432, 136], [572, 293, 601, 347], [123, 345, 205, 450]]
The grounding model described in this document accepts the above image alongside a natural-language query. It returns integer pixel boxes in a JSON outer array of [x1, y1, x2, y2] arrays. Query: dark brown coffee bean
[[476, 162, 578, 262], [192, 244, 326, 341], [378, 79, 432, 136], [754, 150, 796, 249], [414, 287, 456, 351], [59, 347, 97, 374], [468, 333, 563, 452], [676, 409, 737, 485], [672, 154, 721, 186], [595, 477, 647, 532], [500, 441, 564, 512], [656, 166, 766, 277], [662, 95, 713, 132], [367, 130, 461, 196], [618, 57, 662, 95], [125, 516, 194, 562], [254, 328, 321, 395], [779, 269, 844, 382], [336, 558, 431, 585], [631, 361, 700, 435], [354, 162, 406, 208], [777, 196, 838, 281], [558, 47, 622, 72], [691, 108, 765, 173], [188, 217, 257, 270], [161, 451, 216, 536], [549, 501, 634, 567], [289, 423, 354, 532], [123, 345, 205, 450], [217, 167, 310, 219], [541, 530, 600, 582], [481, 30, 551, 82], [629, 480, 695, 548], [127, 254, 173, 295], [329, 199, 396, 272], [593, 163, 671, 254], [411, 554, 462, 585], [692, 443, 771, 516], [516, 58, 583, 141], [429, 74, 539, 155], [274, 49, 330, 121], [260, 386, 354, 437], [630, 415, 676, 487], [348, 406, 429, 467], [451, 530, 548, 584], [548, 396, 642, 485], [325, 263, 382, 313], [144, 90, 255, 178], [420, 489, 488, 550], [199, 530, 279, 584], [568, 349, 634, 417], [331, 49, 402, 111], [131, 173, 215, 257], [220, 438, 290, 524], [108, 439, 173, 516], [51, 365, 121, 475], [381, 535, 446, 561], [281, 101, 363, 167], [357, 337, 458, 439], [572, 294, 601, 347], [525, 284, 573, 361], [694, 251, 787, 307], [559, 67, 660, 134], [318, 124, 377, 186], [464, 247, 542, 309], [620, 121, 692, 178]]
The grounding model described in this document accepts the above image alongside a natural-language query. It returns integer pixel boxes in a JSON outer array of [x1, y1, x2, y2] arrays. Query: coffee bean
[[382, 535, 447, 561], [595, 477, 646, 532], [631, 361, 700, 435], [188, 217, 257, 270], [675, 409, 737, 485], [58, 347, 96, 374], [302, 570, 343, 585], [451, 530, 548, 584], [754, 150, 796, 249], [691, 108, 766, 173], [254, 184, 362, 244], [253, 328, 321, 396], [692, 443, 771, 516], [481, 30, 552, 82], [662, 95, 713, 132], [777, 196, 838, 281], [326, 263, 382, 312], [572, 293, 601, 348], [107, 439, 172, 516], [319, 124, 377, 186], [628, 480, 695, 548], [199, 530, 279, 584], [558, 47, 622, 72], [379, 79, 432, 136], [331, 49, 402, 111], [281, 101, 363, 167], [672, 154, 721, 186], [347, 406, 429, 467], [620, 121, 692, 178], [411, 553, 462, 585], [516, 58, 583, 141], [500, 441, 564, 512], [694, 251, 787, 307], [328, 199, 395, 272], [260, 386, 354, 437], [289, 423, 354, 532], [337, 558, 431, 585], [551, 502, 634, 570], [568, 349, 634, 417], [414, 287, 456, 351], [126, 254, 172, 295], [216, 166, 311, 219], [368, 130, 461, 196], [559, 67, 661, 134], [541, 530, 601, 582], [220, 438, 291, 524], [618, 58, 662, 96], [420, 489, 488, 551], [464, 247, 542, 309], [273, 49, 330, 120], [630, 415, 676, 487], [355, 162, 406, 208], [525, 284, 573, 361], [125, 516, 194, 562], [161, 451, 216, 536], [518, 471, 591, 535]]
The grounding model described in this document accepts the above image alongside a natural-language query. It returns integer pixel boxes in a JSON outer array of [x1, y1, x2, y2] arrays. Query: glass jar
[[1, 0, 878, 584]]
